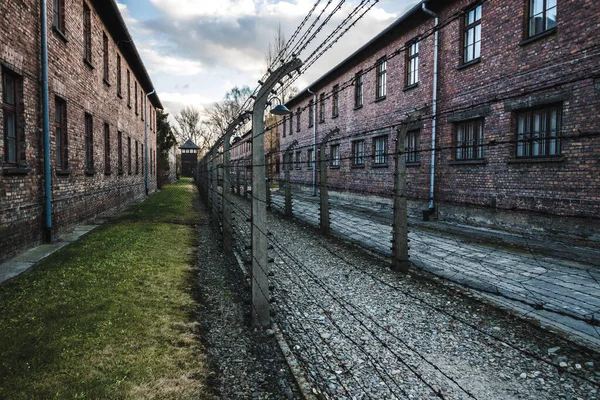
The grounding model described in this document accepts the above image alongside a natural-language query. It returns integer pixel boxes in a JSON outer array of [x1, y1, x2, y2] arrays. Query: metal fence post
[[319, 129, 336, 235], [392, 125, 409, 272], [251, 59, 302, 327]]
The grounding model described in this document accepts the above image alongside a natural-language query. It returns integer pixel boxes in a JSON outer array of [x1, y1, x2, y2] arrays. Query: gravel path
[[195, 211, 301, 400], [229, 195, 600, 399]]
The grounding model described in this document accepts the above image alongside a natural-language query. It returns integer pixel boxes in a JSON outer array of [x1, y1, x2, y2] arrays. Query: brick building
[[0, 0, 162, 261], [279, 0, 600, 246]]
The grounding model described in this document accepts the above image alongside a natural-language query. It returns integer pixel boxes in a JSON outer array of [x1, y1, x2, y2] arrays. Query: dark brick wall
[[0, 0, 159, 262], [278, 0, 600, 242]]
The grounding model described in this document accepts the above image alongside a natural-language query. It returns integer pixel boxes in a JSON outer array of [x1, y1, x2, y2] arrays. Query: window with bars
[[330, 144, 340, 167], [84, 113, 94, 171], [406, 41, 419, 87], [296, 108, 301, 132], [332, 85, 339, 117], [117, 131, 123, 173], [55, 97, 67, 169], [53, 0, 65, 33], [103, 33, 110, 83], [528, 0, 557, 37], [307, 148, 314, 169], [117, 55, 122, 97], [104, 123, 110, 174], [352, 140, 365, 166], [3, 71, 21, 166], [463, 4, 482, 64], [456, 119, 485, 160], [372, 135, 388, 165], [308, 100, 314, 128], [83, 3, 92, 64], [405, 130, 420, 163], [376, 59, 387, 99], [354, 71, 363, 108], [319, 93, 325, 122], [295, 151, 301, 169], [516, 105, 561, 158]]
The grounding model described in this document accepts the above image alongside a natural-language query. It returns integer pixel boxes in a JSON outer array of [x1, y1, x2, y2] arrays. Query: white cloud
[[149, 0, 257, 19], [139, 47, 204, 76]]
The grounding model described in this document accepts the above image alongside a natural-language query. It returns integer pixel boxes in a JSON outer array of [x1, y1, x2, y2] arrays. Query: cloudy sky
[[117, 0, 419, 120]]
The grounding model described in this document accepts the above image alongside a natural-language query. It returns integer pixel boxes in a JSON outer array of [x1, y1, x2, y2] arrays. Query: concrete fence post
[[319, 129, 336, 235], [222, 115, 245, 253], [392, 124, 409, 273]]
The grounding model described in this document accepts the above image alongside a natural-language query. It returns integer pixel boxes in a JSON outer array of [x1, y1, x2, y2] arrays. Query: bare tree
[[265, 23, 299, 103], [203, 86, 253, 139], [173, 106, 217, 155]]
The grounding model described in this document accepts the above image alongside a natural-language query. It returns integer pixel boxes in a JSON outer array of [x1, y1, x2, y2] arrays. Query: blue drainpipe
[[41, 0, 52, 241]]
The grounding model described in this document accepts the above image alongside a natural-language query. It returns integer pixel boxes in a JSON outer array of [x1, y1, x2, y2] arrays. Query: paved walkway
[[269, 190, 600, 350], [0, 225, 98, 284]]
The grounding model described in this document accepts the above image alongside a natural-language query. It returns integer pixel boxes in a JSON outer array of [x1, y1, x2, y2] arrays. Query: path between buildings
[[268, 190, 600, 351]]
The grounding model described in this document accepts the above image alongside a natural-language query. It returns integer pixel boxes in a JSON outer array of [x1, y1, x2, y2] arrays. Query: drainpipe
[[145, 89, 155, 195], [41, 0, 52, 241], [307, 88, 317, 196], [422, 1, 438, 212]]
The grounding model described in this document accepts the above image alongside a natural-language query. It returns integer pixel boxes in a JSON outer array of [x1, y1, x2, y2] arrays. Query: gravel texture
[[228, 195, 600, 399], [195, 211, 301, 400]]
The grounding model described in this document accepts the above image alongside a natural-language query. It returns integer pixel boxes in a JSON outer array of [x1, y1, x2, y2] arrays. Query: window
[[135, 140, 139, 174], [2, 71, 21, 166], [53, 0, 65, 33], [354, 71, 363, 108], [456, 119, 484, 160], [528, 0, 557, 37], [332, 85, 339, 117], [83, 3, 92, 64], [308, 100, 314, 128], [282, 116, 287, 138], [352, 140, 365, 166], [141, 91, 144, 120], [463, 4, 482, 63], [307, 148, 314, 169], [117, 55, 122, 96], [295, 151, 301, 169], [135, 82, 138, 115], [406, 41, 419, 87], [296, 108, 301, 132], [289, 113, 293, 135], [516, 105, 561, 157], [376, 58, 387, 99], [127, 70, 131, 106], [141, 143, 144, 173], [55, 97, 67, 168], [117, 131, 123, 173], [319, 93, 325, 122], [84, 113, 93, 171], [127, 136, 132, 174], [373, 135, 388, 165], [330, 144, 340, 168], [405, 130, 420, 163], [104, 123, 110, 173], [103, 33, 109, 83]]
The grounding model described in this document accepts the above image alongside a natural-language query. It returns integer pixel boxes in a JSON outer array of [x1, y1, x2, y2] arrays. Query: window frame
[[117, 130, 123, 174], [330, 144, 340, 168], [54, 96, 68, 169], [295, 150, 301, 170], [515, 104, 562, 158], [455, 119, 485, 160], [308, 99, 314, 128], [282, 115, 287, 138], [127, 70, 131, 107], [116, 54, 122, 97], [135, 140, 139, 174], [135, 82, 138, 115], [406, 40, 419, 88], [103, 33, 110, 84], [462, 3, 482, 65], [2, 70, 22, 166], [351, 139, 365, 167], [526, 0, 557, 38], [405, 129, 420, 163], [319, 93, 326, 122], [296, 107, 301, 132], [53, 0, 66, 33], [372, 135, 389, 165], [127, 136, 132, 174], [84, 113, 94, 171], [332, 84, 339, 118], [289, 113, 293, 135], [104, 123, 111, 174], [83, 2, 92, 65], [307, 148, 314, 169], [354, 71, 363, 108], [376, 58, 387, 100]]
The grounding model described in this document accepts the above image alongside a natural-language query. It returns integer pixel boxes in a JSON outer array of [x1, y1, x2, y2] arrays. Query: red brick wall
[[0, 0, 159, 262]]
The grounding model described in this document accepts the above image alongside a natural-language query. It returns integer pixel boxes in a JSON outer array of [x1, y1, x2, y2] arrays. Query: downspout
[[422, 1, 438, 212], [307, 88, 317, 196], [145, 89, 155, 195], [41, 0, 52, 241]]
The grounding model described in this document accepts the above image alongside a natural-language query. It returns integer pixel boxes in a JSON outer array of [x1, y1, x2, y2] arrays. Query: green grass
[[0, 179, 208, 399]]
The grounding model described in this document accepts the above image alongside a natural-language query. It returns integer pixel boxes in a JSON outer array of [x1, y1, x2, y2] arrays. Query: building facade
[[0, 0, 162, 261], [280, 0, 600, 246]]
